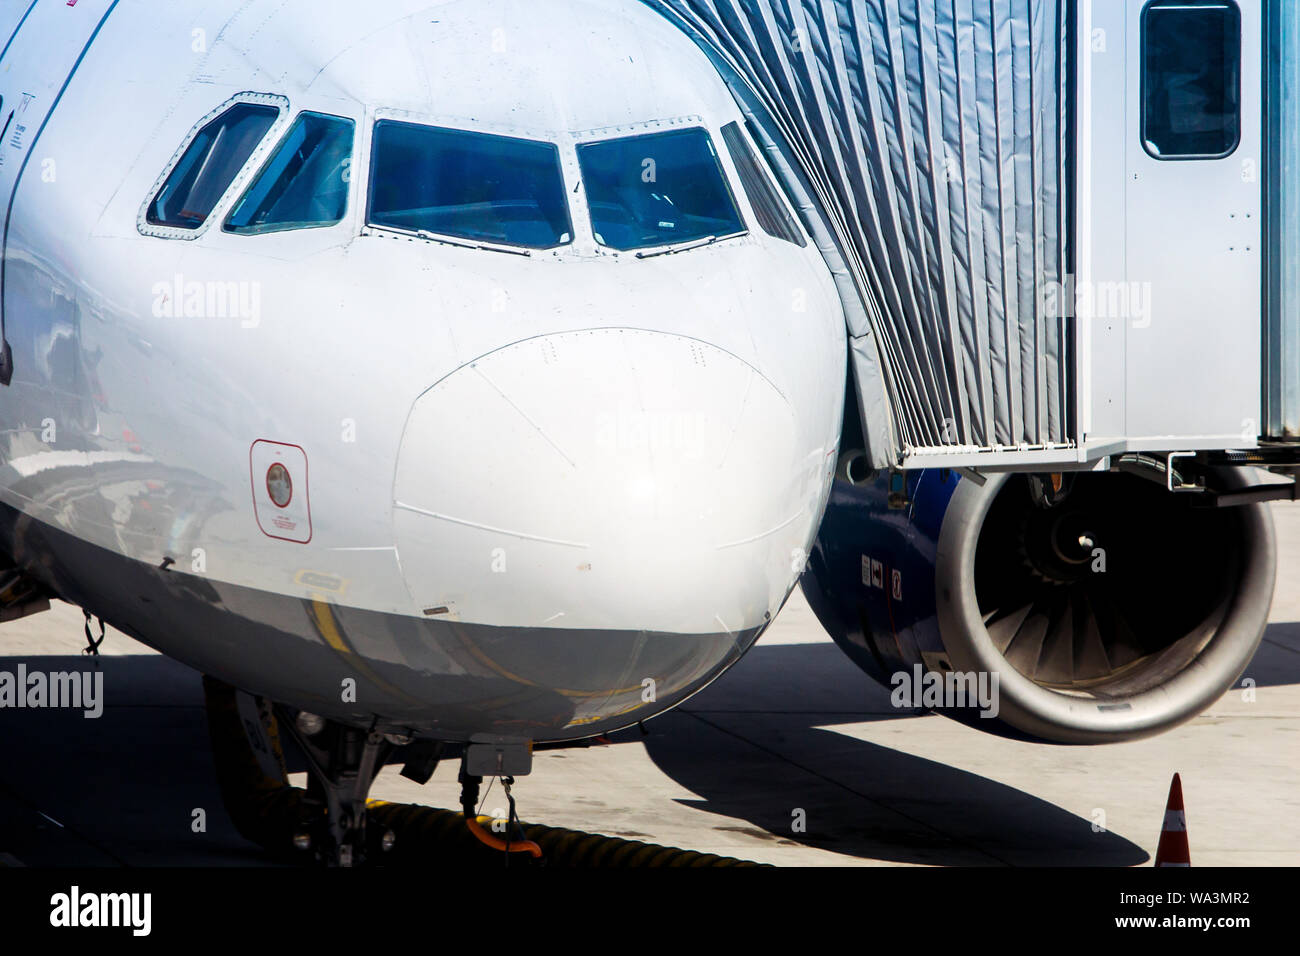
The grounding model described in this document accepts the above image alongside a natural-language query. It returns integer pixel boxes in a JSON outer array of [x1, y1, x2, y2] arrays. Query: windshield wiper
[[634, 231, 744, 259], [415, 229, 532, 257]]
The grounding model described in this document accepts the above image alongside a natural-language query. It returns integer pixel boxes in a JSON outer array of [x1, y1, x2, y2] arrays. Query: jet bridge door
[[1081, 0, 1263, 450], [0, 0, 120, 386]]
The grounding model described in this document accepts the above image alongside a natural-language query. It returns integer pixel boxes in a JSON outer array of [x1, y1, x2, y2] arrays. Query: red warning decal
[[250, 440, 311, 543]]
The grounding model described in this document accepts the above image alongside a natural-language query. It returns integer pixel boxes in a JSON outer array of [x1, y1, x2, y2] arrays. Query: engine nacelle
[[802, 464, 1275, 743]]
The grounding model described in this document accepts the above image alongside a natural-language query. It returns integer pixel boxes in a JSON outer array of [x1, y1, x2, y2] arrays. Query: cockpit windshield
[[367, 121, 572, 249], [576, 128, 744, 251]]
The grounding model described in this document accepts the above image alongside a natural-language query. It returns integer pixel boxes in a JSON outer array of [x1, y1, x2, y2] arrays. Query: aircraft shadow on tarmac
[[0, 623, 1295, 866], [0, 654, 267, 865], [619, 629, 1300, 866]]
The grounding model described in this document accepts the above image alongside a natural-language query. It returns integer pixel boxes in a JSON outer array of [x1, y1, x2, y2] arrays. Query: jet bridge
[[646, 0, 1293, 474]]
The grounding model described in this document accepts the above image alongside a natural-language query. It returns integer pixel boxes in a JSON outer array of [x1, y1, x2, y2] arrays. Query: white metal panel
[[1121, 0, 1262, 444]]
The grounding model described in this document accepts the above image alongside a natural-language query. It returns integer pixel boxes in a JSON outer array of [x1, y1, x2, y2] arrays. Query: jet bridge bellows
[[645, 0, 1071, 468], [647, 0, 1277, 472]]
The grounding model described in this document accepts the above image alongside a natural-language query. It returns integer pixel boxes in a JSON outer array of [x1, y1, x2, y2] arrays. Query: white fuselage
[[0, 0, 846, 740]]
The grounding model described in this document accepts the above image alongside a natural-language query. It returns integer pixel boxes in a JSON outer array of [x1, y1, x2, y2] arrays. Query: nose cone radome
[[393, 328, 829, 634]]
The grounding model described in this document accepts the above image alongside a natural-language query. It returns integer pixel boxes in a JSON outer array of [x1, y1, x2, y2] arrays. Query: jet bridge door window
[[225, 112, 355, 234], [576, 127, 745, 251], [367, 121, 572, 249], [1141, 0, 1241, 159], [146, 103, 280, 229], [720, 122, 805, 247]]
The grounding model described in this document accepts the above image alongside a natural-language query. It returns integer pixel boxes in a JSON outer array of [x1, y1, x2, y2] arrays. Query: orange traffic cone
[[1153, 773, 1190, 866]]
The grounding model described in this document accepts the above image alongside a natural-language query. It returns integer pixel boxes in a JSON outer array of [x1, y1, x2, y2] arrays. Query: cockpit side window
[[224, 112, 355, 235], [146, 104, 280, 229], [367, 121, 572, 249], [720, 122, 806, 247], [576, 127, 745, 251]]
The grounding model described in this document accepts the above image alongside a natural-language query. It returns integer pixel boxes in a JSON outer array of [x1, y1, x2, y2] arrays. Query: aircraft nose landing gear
[[204, 677, 762, 867], [276, 709, 399, 867], [275, 709, 545, 866]]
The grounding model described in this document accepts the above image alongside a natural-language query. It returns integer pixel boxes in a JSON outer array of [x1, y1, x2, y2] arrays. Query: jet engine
[[802, 461, 1275, 743]]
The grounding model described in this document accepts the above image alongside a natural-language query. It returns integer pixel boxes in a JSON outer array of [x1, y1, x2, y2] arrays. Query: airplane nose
[[392, 328, 825, 635]]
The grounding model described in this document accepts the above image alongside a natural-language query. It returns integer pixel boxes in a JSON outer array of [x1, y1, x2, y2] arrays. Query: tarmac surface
[[2, 505, 1298, 867]]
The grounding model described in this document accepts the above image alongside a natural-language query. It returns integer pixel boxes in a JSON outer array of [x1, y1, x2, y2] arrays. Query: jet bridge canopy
[[644, 0, 1072, 469]]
